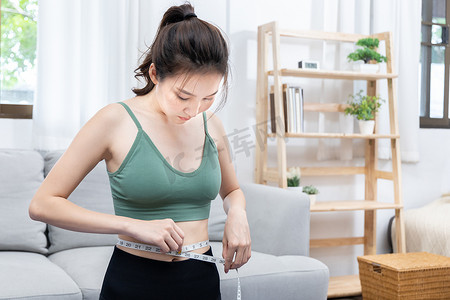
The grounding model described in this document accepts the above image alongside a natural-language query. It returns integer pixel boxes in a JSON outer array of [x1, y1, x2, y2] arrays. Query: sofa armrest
[[241, 183, 310, 257]]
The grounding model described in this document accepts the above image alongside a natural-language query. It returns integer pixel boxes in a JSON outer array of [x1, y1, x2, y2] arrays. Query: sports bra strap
[[119, 102, 208, 134], [118, 102, 142, 130], [202, 112, 209, 134]]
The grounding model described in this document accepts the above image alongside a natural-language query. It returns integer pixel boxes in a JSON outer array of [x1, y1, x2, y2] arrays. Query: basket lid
[[357, 252, 450, 272]]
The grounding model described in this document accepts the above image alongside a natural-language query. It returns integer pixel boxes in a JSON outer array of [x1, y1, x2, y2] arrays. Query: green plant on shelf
[[302, 185, 319, 195], [344, 90, 384, 121], [347, 38, 387, 64], [286, 167, 301, 187]]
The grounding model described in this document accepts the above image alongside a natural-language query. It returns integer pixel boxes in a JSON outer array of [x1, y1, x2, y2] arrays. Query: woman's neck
[[140, 91, 169, 123]]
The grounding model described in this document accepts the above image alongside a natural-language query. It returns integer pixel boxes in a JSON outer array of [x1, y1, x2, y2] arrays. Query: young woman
[[29, 3, 251, 299]]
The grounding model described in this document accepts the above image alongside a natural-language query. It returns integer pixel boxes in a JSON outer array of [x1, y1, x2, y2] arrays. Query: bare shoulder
[[91, 102, 128, 128], [37, 102, 130, 199], [65, 102, 127, 159], [83, 102, 133, 159], [205, 111, 227, 152]]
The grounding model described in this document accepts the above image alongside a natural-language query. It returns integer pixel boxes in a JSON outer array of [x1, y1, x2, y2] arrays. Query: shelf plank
[[310, 200, 403, 212], [277, 29, 367, 42], [328, 275, 361, 298], [265, 167, 364, 177], [304, 102, 349, 112], [267, 132, 400, 139], [265, 167, 394, 179], [301, 166, 365, 176], [376, 170, 394, 180], [268, 68, 398, 80], [310, 237, 364, 248]]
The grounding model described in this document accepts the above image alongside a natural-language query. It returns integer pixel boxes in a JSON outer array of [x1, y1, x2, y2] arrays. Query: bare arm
[[30, 104, 124, 233], [209, 112, 251, 273], [29, 103, 184, 252]]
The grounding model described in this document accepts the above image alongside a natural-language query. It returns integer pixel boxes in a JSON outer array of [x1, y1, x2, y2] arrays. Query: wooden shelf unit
[[310, 200, 403, 212], [254, 21, 406, 298], [268, 68, 398, 80], [267, 132, 400, 139]]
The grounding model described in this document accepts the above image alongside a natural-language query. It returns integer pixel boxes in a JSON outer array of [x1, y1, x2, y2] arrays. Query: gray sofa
[[0, 149, 329, 300]]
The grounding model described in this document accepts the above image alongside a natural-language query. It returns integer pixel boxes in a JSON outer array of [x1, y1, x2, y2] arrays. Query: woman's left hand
[[222, 207, 251, 273]]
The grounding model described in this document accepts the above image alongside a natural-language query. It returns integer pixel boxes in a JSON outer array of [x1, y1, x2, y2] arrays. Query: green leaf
[[356, 38, 380, 49], [1, 0, 37, 88], [344, 90, 385, 121], [302, 185, 319, 195], [347, 38, 387, 63], [287, 176, 300, 187]]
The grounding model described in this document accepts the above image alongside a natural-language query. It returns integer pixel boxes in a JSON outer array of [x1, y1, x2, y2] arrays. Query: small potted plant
[[302, 185, 319, 205], [347, 37, 387, 73], [286, 167, 301, 191], [344, 90, 384, 134]]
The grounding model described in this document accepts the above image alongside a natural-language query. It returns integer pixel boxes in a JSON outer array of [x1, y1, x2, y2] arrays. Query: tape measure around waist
[[116, 238, 226, 264], [116, 238, 241, 300]]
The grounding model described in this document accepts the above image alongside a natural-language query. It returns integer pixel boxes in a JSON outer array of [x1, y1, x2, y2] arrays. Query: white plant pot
[[352, 63, 379, 73], [287, 186, 303, 192], [308, 194, 317, 206], [358, 120, 375, 134]]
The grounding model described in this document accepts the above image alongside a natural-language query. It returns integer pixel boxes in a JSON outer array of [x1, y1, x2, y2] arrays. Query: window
[[0, 0, 37, 119]]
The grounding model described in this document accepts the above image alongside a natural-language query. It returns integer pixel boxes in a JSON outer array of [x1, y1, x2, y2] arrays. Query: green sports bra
[[107, 102, 222, 222]]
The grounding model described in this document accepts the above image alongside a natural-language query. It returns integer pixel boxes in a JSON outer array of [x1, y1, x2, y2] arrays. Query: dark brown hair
[[132, 3, 230, 112]]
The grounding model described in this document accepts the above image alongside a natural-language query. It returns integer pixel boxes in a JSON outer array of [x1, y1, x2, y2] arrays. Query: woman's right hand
[[127, 218, 185, 253]]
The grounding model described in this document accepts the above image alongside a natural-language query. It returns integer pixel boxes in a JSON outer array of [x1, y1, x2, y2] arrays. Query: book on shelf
[[269, 84, 288, 133], [294, 87, 304, 133], [269, 84, 304, 134], [287, 86, 295, 133], [269, 85, 276, 133]]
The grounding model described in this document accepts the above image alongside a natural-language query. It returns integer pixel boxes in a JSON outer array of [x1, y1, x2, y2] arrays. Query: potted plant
[[286, 167, 301, 191], [344, 90, 384, 134], [347, 37, 387, 73], [302, 185, 319, 205]]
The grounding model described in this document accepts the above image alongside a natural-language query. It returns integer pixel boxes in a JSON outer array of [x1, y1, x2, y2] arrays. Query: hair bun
[[184, 13, 197, 20], [161, 4, 196, 26]]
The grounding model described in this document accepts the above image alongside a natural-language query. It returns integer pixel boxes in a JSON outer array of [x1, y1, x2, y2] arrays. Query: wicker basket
[[357, 252, 450, 300]]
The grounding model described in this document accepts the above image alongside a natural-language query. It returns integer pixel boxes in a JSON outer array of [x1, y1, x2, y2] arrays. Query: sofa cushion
[[43, 150, 118, 253], [0, 149, 48, 254], [0, 251, 82, 299], [48, 246, 114, 300], [210, 242, 329, 300]]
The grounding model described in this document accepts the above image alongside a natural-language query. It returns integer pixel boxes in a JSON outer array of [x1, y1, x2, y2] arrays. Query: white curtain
[[32, 0, 157, 150], [373, 0, 421, 162], [315, 0, 421, 163], [316, 0, 357, 161]]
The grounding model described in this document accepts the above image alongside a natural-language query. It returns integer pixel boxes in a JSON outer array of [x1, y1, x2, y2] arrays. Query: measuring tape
[[117, 238, 241, 300]]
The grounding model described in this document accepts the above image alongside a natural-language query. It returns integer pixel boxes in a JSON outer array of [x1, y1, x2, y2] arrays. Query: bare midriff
[[117, 219, 210, 262]]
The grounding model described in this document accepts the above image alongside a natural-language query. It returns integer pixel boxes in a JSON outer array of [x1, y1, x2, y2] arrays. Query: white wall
[[0, 119, 33, 149], [2, 0, 450, 277]]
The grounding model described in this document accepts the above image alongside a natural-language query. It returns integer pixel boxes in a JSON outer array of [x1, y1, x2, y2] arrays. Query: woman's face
[[150, 64, 222, 124]]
